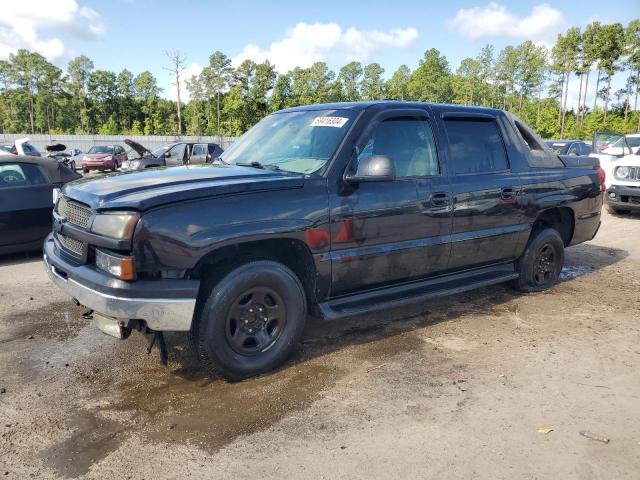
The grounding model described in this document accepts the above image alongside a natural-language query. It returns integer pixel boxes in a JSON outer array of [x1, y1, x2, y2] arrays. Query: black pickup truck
[[44, 102, 604, 380]]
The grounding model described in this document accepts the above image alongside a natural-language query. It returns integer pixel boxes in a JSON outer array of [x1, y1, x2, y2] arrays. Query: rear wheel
[[193, 260, 307, 381], [512, 228, 564, 292]]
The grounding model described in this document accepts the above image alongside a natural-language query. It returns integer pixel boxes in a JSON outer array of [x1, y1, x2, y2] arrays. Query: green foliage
[[1, 20, 639, 138]]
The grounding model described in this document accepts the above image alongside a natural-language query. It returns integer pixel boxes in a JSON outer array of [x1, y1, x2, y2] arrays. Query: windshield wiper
[[236, 161, 280, 171]]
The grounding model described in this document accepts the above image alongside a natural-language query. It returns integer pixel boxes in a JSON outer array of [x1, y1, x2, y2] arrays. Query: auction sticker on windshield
[[310, 116, 349, 128]]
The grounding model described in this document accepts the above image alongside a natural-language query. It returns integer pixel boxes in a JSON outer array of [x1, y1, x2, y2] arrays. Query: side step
[[319, 263, 519, 320]]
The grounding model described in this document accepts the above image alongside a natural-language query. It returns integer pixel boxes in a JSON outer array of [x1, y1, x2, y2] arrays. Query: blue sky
[[1, 0, 638, 105]]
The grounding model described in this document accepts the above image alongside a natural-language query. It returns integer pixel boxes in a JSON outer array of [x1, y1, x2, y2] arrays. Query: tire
[[512, 228, 564, 293], [83, 168, 89, 174], [70, 160, 76, 171], [193, 260, 307, 381], [111, 160, 118, 172], [607, 205, 630, 215]]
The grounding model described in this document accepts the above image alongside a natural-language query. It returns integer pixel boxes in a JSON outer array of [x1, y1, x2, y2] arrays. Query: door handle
[[501, 187, 516, 200], [431, 192, 451, 207]]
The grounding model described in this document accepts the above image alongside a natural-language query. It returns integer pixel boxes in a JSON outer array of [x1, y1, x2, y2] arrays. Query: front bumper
[[43, 235, 199, 332], [606, 184, 640, 211]]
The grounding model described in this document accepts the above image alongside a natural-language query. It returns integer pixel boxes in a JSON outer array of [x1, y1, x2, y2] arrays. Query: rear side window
[[444, 118, 508, 174]]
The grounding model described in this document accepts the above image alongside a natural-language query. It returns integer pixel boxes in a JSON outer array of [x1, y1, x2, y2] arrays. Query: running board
[[319, 263, 519, 321]]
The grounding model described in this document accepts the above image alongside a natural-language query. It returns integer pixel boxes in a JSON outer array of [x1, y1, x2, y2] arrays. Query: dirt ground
[[1, 210, 639, 479]]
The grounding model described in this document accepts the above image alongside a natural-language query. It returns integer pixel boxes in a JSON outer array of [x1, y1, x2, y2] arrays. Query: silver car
[[121, 139, 223, 171]]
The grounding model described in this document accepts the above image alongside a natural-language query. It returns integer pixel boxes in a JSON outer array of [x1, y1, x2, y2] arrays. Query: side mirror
[[345, 155, 396, 183], [165, 152, 171, 158]]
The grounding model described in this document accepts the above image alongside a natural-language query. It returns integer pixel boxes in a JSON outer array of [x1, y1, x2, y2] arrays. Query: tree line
[[0, 20, 638, 140]]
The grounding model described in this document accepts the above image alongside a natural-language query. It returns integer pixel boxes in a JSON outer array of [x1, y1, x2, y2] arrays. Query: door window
[[567, 143, 580, 155], [193, 144, 207, 156], [358, 117, 439, 177], [167, 144, 186, 161], [444, 118, 509, 174], [0, 163, 48, 187]]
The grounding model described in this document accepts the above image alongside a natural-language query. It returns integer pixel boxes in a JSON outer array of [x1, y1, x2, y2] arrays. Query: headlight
[[91, 211, 140, 239], [130, 160, 141, 168], [95, 249, 135, 280], [615, 166, 630, 179]]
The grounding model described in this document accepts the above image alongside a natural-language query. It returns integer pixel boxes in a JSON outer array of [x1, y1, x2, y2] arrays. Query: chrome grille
[[629, 167, 639, 181], [56, 233, 84, 256], [58, 197, 92, 228]]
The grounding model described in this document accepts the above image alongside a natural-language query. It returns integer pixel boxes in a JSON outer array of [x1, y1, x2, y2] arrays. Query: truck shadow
[[167, 242, 628, 381], [37, 242, 628, 477], [0, 249, 42, 267]]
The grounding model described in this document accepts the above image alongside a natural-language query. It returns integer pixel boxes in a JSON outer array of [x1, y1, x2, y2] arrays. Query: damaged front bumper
[[43, 235, 199, 336]]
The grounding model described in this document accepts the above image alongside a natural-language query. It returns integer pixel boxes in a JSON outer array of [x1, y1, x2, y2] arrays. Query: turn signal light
[[95, 249, 135, 280]]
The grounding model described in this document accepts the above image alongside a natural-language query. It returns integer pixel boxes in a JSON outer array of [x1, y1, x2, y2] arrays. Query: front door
[[165, 143, 187, 166], [329, 109, 452, 296]]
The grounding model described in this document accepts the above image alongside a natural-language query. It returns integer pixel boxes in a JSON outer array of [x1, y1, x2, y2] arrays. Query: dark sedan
[[0, 155, 80, 254]]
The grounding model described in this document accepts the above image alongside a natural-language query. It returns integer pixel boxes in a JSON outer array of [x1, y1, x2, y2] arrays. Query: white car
[[591, 132, 640, 214]]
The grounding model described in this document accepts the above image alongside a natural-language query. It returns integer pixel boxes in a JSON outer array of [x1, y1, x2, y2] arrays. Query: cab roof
[[278, 100, 503, 116]]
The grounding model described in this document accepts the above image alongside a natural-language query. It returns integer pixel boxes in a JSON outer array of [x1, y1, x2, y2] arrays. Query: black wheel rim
[[533, 243, 556, 286], [225, 286, 286, 355]]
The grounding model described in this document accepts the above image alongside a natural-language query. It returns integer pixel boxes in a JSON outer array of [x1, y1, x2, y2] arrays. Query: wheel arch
[[190, 237, 319, 316], [530, 206, 575, 246]]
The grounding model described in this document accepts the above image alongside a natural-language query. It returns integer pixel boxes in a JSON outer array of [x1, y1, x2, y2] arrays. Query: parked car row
[[0, 139, 224, 174]]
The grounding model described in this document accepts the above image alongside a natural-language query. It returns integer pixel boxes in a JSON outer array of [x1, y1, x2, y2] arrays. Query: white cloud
[[169, 62, 203, 102], [448, 3, 566, 46], [233, 22, 418, 72], [0, 0, 105, 61]]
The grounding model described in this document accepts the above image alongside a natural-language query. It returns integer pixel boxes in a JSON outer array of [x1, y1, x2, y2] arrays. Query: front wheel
[[193, 260, 307, 381], [512, 228, 564, 292]]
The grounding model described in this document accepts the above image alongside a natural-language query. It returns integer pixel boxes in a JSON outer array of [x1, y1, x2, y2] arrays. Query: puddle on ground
[[560, 265, 594, 281], [0, 301, 86, 343], [43, 348, 343, 477], [354, 331, 426, 360], [41, 412, 125, 478]]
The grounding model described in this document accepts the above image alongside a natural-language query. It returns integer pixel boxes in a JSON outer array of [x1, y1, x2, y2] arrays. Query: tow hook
[[145, 330, 168, 366]]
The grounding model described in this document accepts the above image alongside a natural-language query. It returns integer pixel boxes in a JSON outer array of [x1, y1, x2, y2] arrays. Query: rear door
[[190, 144, 208, 164], [0, 162, 54, 248], [441, 114, 523, 270]]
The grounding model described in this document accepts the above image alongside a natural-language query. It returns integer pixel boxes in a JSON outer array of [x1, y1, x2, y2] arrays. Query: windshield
[[152, 145, 171, 157], [221, 109, 359, 174], [88, 146, 114, 154]]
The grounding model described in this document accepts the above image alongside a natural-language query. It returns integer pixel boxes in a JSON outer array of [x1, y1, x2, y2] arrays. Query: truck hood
[[125, 139, 154, 158], [62, 164, 305, 211]]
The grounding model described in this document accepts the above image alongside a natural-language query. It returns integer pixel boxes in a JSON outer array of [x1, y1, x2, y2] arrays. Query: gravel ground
[[1, 210, 639, 479]]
